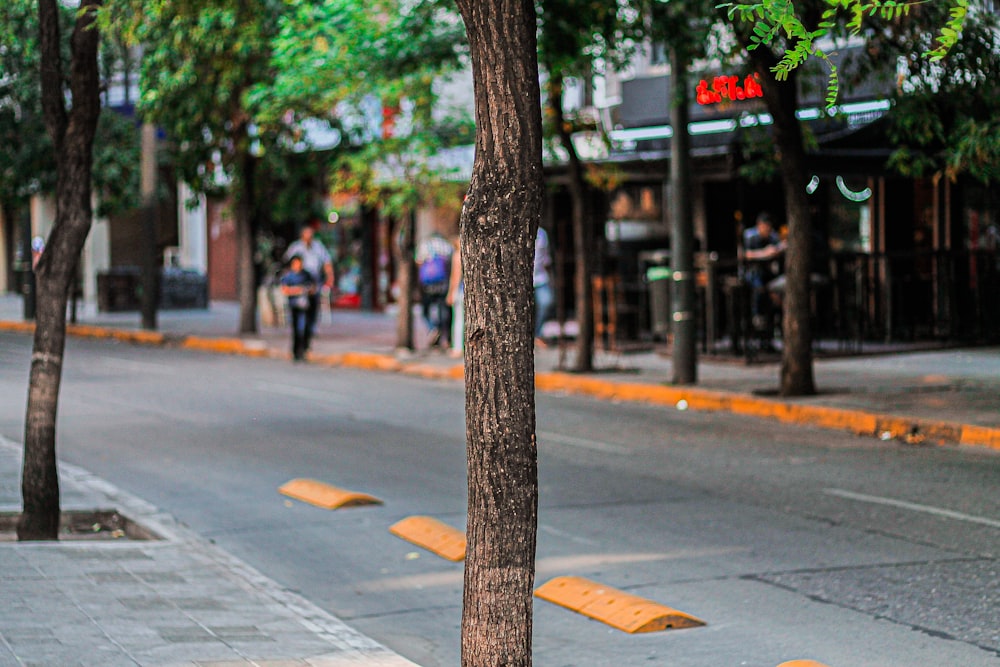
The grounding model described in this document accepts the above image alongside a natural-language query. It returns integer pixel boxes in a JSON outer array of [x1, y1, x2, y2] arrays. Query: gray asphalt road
[[1, 333, 998, 667]]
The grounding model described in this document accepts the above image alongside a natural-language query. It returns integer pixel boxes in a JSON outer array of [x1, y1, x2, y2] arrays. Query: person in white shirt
[[283, 222, 334, 346], [534, 227, 554, 345]]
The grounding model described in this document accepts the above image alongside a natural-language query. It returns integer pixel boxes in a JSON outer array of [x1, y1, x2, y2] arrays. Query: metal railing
[[623, 248, 1000, 356]]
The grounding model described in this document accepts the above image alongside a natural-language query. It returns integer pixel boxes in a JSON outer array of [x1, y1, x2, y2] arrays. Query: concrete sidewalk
[[0, 437, 419, 667], [1, 295, 998, 450]]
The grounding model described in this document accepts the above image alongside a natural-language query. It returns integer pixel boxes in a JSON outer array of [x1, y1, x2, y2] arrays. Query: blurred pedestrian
[[283, 221, 334, 347], [742, 211, 786, 345], [446, 236, 463, 358], [416, 230, 453, 349], [279, 255, 316, 361], [31, 236, 45, 269]]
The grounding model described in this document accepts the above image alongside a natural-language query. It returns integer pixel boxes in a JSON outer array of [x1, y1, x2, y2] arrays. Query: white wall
[[30, 196, 56, 240], [177, 182, 208, 273], [28, 195, 112, 305], [81, 211, 110, 304]]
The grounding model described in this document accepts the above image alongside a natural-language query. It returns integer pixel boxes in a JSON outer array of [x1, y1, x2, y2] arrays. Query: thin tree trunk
[[546, 76, 594, 372], [236, 142, 257, 334], [395, 211, 416, 350], [140, 122, 158, 330], [669, 43, 697, 385], [454, 0, 542, 664], [747, 49, 816, 396], [2, 203, 19, 291], [19, 0, 101, 541]]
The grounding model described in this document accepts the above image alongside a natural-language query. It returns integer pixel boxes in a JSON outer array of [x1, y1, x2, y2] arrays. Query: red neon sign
[[696, 74, 763, 105]]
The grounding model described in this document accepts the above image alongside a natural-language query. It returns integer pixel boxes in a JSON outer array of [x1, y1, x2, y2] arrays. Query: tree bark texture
[[747, 48, 816, 397], [19, 0, 102, 541], [454, 1, 542, 665], [546, 76, 594, 372]]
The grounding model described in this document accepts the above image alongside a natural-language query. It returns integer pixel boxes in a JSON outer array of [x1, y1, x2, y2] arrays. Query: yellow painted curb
[[179, 336, 269, 357], [0, 321, 36, 334], [405, 363, 463, 381], [308, 353, 345, 366], [278, 478, 382, 510], [960, 424, 1000, 449], [340, 352, 404, 372], [534, 576, 705, 634], [4, 315, 996, 452], [534, 371, 1000, 452], [777, 661, 831, 667], [389, 516, 466, 561], [69, 325, 167, 346], [1, 320, 169, 345]]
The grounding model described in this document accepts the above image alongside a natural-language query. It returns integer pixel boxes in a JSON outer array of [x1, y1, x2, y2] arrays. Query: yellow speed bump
[[534, 576, 705, 634], [389, 516, 466, 561], [279, 478, 382, 509], [777, 661, 831, 667]]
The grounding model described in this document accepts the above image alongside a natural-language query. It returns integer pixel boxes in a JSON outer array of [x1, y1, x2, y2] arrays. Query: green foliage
[[260, 0, 467, 215], [737, 127, 780, 183], [537, 0, 641, 77], [249, 0, 375, 120], [537, 0, 646, 166], [924, 0, 968, 61], [885, 5, 1000, 184], [948, 119, 1000, 184], [0, 0, 55, 209], [255, 0, 463, 121], [720, 0, 969, 107], [1, 0, 137, 218], [102, 0, 467, 231], [124, 0, 283, 195], [92, 110, 140, 217], [736, 112, 821, 182]]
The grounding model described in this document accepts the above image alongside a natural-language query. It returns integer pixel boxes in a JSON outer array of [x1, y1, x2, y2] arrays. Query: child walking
[[280, 255, 317, 361]]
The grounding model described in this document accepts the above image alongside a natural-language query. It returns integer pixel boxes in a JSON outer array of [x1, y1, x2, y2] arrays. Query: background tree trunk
[[747, 48, 816, 396], [19, 0, 101, 541], [140, 122, 158, 331], [546, 76, 594, 372], [236, 141, 258, 335], [454, 0, 542, 664], [669, 43, 697, 385], [395, 211, 416, 350]]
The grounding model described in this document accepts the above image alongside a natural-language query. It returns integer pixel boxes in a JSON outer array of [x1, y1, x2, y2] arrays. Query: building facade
[[551, 45, 1000, 349]]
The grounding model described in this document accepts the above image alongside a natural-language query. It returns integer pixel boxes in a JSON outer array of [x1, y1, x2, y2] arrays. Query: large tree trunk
[[454, 1, 542, 665], [236, 143, 258, 334], [19, 0, 101, 541], [546, 76, 594, 372], [747, 48, 816, 396]]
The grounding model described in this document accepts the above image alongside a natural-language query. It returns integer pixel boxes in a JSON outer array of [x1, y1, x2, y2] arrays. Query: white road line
[[537, 430, 631, 455], [824, 488, 1000, 529]]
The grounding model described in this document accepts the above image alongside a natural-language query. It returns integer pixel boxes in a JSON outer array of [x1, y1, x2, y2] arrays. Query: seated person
[[742, 212, 786, 338]]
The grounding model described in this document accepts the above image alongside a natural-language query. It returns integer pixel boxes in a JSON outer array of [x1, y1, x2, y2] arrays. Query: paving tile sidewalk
[[0, 437, 419, 667], [1, 295, 998, 450]]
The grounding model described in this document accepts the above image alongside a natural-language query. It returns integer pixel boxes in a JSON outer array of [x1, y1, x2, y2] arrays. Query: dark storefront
[[553, 58, 1000, 352]]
